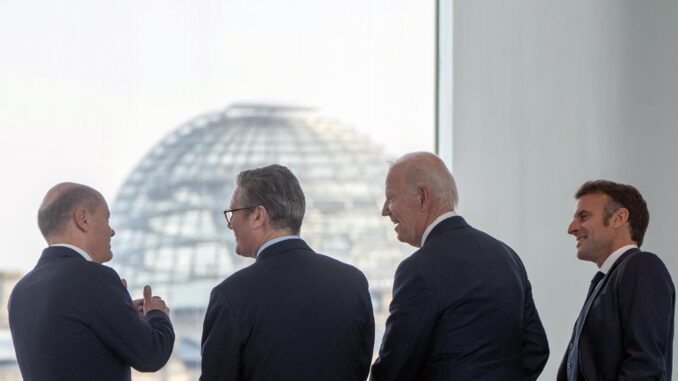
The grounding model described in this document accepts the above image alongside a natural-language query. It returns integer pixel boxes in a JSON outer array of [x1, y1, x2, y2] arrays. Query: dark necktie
[[566, 271, 606, 381], [587, 271, 605, 298]]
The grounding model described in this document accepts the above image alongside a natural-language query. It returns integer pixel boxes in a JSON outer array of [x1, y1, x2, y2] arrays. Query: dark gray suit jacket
[[200, 238, 375, 381], [8, 246, 175, 381], [371, 216, 549, 381], [557, 248, 675, 381]]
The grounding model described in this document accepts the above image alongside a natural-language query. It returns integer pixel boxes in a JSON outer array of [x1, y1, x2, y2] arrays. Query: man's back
[[200, 238, 375, 381], [372, 216, 548, 380], [9, 246, 175, 381]]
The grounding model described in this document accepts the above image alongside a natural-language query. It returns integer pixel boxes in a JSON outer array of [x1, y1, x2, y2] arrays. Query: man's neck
[[255, 229, 296, 252], [596, 238, 637, 267]]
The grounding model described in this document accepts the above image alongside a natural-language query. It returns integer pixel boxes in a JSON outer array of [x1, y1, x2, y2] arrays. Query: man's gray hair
[[38, 184, 102, 240], [392, 152, 458, 209], [236, 164, 306, 234]]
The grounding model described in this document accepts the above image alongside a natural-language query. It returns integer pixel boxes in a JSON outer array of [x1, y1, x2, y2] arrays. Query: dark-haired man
[[558, 180, 675, 381], [8, 182, 174, 381], [200, 164, 374, 381]]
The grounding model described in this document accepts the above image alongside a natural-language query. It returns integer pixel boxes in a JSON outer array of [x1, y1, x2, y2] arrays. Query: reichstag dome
[[110, 104, 408, 370]]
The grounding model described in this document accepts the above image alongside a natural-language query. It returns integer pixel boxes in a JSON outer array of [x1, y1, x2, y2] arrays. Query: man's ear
[[611, 207, 630, 228], [418, 185, 431, 211], [251, 206, 268, 229], [74, 207, 89, 232]]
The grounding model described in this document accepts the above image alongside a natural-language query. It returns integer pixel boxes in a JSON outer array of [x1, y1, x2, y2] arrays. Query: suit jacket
[[8, 246, 175, 381], [557, 248, 675, 381], [371, 216, 549, 381], [199, 238, 375, 381]]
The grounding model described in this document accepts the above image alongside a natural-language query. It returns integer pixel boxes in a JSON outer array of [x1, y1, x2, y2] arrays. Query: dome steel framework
[[110, 104, 408, 329]]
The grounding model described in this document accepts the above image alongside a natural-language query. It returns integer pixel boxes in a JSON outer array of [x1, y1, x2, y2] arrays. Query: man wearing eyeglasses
[[199, 164, 375, 381]]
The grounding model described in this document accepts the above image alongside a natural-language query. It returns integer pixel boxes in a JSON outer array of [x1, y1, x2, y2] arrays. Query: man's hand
[[143, 285, 170, 316], [122, 278, 145, 318]]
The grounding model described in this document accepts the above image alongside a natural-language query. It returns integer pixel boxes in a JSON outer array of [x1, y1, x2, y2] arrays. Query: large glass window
[[0, 1, 435, 379]]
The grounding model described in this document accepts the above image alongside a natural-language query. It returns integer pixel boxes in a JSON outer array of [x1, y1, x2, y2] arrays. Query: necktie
[[566, 271, 606, 381], [586, 271, 605, 298]]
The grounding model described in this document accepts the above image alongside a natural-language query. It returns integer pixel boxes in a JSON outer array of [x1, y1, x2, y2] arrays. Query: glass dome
[[110, 104, 408, 345]]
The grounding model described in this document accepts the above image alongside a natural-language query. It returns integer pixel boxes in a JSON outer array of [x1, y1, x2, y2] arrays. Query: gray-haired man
[[200, 164, 375, 381]]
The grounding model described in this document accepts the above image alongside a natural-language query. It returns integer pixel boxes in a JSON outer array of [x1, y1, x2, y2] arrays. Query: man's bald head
[[390, 152, 458, 210], [38, 182, 104, 242]]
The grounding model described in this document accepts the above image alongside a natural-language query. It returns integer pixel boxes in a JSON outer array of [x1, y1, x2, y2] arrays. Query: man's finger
[[143, 285, 152, 302]]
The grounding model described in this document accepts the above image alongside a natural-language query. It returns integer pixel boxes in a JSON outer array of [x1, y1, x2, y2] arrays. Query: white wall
[[447, 0, 678, 378]]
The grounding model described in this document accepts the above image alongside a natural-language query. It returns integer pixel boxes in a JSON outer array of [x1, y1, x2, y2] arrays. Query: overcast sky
[[0, 0, 435, 272]]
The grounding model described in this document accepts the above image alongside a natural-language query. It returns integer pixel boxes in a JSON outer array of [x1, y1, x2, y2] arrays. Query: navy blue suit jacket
[[8, 246, 175, 381], [557, 248, 675, 381], [200, 238, 375, 381], [371, 216, 549, 381]]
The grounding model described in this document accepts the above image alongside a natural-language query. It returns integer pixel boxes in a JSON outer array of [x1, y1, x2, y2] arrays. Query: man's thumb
[[143, 285, 152, 302]]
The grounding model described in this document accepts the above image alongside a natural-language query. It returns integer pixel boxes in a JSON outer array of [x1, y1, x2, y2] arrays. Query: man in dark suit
[[558, 180, 675, 381], [200, 164, 374, 381], [371, 152, 549, 381], [8, 182, 175, 381]]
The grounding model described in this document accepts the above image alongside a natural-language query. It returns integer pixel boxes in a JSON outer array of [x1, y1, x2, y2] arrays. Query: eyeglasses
[[223, 206, 257, 224]]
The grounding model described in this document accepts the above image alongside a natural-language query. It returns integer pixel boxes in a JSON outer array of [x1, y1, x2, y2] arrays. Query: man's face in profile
[[88, 197, 115, 263], [228, 187, 257, 258], [382, 166, 425, 247], [568, 193, 617, 265]]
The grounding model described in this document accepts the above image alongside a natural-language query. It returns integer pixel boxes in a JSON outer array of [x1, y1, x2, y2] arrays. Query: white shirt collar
[[421, 211, 457, 247], [599, 244, 638, 274], [256, 235, 300, 257], [50, 243, 93, 262]]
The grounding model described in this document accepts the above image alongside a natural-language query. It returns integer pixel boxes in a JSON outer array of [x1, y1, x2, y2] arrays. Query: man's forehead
[[229, 187, 241, 205], [575, 193, 609, 212], [386, 165, 406, 184]]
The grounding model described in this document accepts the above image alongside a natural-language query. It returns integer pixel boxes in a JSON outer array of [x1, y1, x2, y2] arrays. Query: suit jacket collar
[[256, 238, 313, 262], [606, 247, 641, 276], [424, 215, 470, 245], [38, 245, 87, 264]]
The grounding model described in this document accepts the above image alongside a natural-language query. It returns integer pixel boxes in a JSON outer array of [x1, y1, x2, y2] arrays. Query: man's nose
[[381, 202, 389, 217], [567, 220, 578, 235]]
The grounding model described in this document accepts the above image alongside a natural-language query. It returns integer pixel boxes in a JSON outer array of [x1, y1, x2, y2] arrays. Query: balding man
[[8, 183, 175, 381], [371, 152, 549, 381]]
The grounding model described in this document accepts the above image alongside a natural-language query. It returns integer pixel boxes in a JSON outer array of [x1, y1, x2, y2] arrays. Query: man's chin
[[576, 249, 591, 262], [235, 247, 255, 259], [396, 233, 418, 248], [96, 252, 113, 264]]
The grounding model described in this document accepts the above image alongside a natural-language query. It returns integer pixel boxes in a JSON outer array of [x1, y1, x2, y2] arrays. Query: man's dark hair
[[575, 180, 649, 246], [38, 185, 102, 239], [236, 164, 305, 235]]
